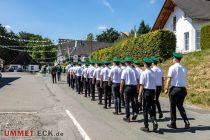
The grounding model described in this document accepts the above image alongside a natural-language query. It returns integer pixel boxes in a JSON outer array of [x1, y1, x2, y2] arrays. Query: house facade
[[152, 0, 210, 53], [57, 39, 112, 63], [8, 52, 40, 72]]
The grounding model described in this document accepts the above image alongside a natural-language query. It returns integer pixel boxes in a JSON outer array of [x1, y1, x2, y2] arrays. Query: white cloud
[[98, 25, 108, 30], [5, 25, 12, 31], [102, 0, 114, 12], [150, 0, 157, 4]]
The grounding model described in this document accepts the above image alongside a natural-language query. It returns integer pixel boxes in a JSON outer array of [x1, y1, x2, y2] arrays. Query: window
[[184, 32, 189, 50], [173, 16, 176, 31], [196, 31, 200, 49]]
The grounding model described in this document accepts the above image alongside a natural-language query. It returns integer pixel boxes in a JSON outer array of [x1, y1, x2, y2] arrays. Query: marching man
[[165, 52, 190, 129]]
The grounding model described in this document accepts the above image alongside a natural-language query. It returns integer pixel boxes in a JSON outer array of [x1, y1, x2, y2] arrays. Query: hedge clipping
[[91, 30, 176, 62], [201, 24, 210, 50]]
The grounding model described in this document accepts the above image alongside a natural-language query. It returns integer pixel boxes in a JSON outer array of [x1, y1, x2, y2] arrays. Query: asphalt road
[[0, 72, 210, 140]]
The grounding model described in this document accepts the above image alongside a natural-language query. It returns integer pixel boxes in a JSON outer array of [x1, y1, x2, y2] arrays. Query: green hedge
[[91, 30, 176, 62], [201, 24, 210, 50]]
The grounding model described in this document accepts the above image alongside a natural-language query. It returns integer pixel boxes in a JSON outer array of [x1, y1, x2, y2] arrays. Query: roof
[[58, 39, 112, 57], [9, 52, 39, 65], [152, 0, 210, 31]]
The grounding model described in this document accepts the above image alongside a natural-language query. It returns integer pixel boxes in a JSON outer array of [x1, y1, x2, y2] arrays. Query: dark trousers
[[75, 76, 78, 92], [143, 89, 156, 127], [121, 87, 125, 107], [134, 92, 141, 114], [52, 74, 56, 83], [124, 85, 137, 118], [77, 76, 82, 94], [103, 81, 111, 108], [67, 74, 70, 87], [71, 76, 75, 90], [155, 86, 163, 116], [84, 78, 89, 97], [88, 78, 95, 99], [57, 73, 61, 81], [96, 80, 103, 103], [112, 83, 121, 113], [169, 87, 188, 125]]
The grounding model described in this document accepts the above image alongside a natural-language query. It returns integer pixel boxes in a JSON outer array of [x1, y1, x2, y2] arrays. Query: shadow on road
[[0, 77, 20, 89], [158, 125, 210, 134]]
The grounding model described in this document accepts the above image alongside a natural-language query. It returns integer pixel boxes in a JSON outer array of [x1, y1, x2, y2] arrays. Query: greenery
[[160, 49, 210, 107], [96, 28, 120, 43], [201, 24, 210, 49], [91, 30, 176, 61], [86, 33, 94, 41], [0, 24, 57, 65], [137, 20, 151, 35]]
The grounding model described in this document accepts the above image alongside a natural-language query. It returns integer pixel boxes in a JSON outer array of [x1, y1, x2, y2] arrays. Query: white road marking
[[0, 112, 37, 114], [65, 109, 91, 140]]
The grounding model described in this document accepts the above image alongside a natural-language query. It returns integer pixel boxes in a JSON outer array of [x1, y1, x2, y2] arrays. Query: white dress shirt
[[100, 67, 110, 81], [140, 68, 156, 90], [152, 66, 163, 86], [109, 66, 122, 84], [168, 63, 187, 87], [121, 66, 138, 85], [93, 67, 102, 81]]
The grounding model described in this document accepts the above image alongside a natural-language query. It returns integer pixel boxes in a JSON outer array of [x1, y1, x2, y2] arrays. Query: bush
[[201, 24, 210, 50], [91, 30, 176, 62]]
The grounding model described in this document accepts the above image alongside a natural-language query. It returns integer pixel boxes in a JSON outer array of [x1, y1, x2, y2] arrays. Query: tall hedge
[[201, 24, 210, 50], [91, 30, 176, 61]]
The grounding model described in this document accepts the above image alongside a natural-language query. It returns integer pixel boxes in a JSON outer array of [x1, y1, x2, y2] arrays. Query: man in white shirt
[[120, 60, 126, 107], [151, 56, 164, 119], [82, 62, 89, 97], [109, 58, 122, 114], [100, 61, 111, 109], [139, 58, 158, 132], [120, 57, 138, 122], [165, 52, 190, 129], [75, 62, 83, 94], [87, 61, 96, 99], [93, 62, 103, 103], [133, 60, 143, 113]]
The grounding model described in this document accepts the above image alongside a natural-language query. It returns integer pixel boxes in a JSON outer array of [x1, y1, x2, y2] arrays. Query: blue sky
[[0, 0, 164, 41]]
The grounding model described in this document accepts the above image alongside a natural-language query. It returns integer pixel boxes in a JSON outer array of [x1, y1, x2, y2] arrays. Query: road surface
[[0, 72, 210, 140]]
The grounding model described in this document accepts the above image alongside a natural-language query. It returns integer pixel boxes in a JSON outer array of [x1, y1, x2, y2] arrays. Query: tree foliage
[[0, 24, 57, 65], [86, 33, 94, 41], [96, 28, 120, 43], [137, 20, 151, 35]]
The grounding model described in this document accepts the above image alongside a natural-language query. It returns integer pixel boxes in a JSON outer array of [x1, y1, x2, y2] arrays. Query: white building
[[152, 0, 210, 53]]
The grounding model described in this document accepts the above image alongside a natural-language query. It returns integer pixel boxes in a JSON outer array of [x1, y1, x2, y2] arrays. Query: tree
[[96, 28, 120, 43], [137, 20, 151, 35], [86, 33, 94, 41], [130, 26, 137, 37]]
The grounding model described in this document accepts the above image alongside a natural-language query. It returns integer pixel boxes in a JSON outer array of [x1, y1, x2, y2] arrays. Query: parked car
[[17, 68, 23, 72], [8, 68, 14, 72]]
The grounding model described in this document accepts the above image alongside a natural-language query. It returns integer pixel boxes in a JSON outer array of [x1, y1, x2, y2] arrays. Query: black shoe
[[132, 114, 138, 120], [91, 99, 95, 101], [167, 124, 177, 129], [123, 117, 130, 122], [185, 121, 190, 129], [85, 95, 87, 97], [153, 123, 158, 131], [98, 102, 102, 105], [103, 106, 108, 109], [118, 111, 122, 115], [159, 113, 163, 119], [140, 127, 149, 132], [113, 112, 118, 115]]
